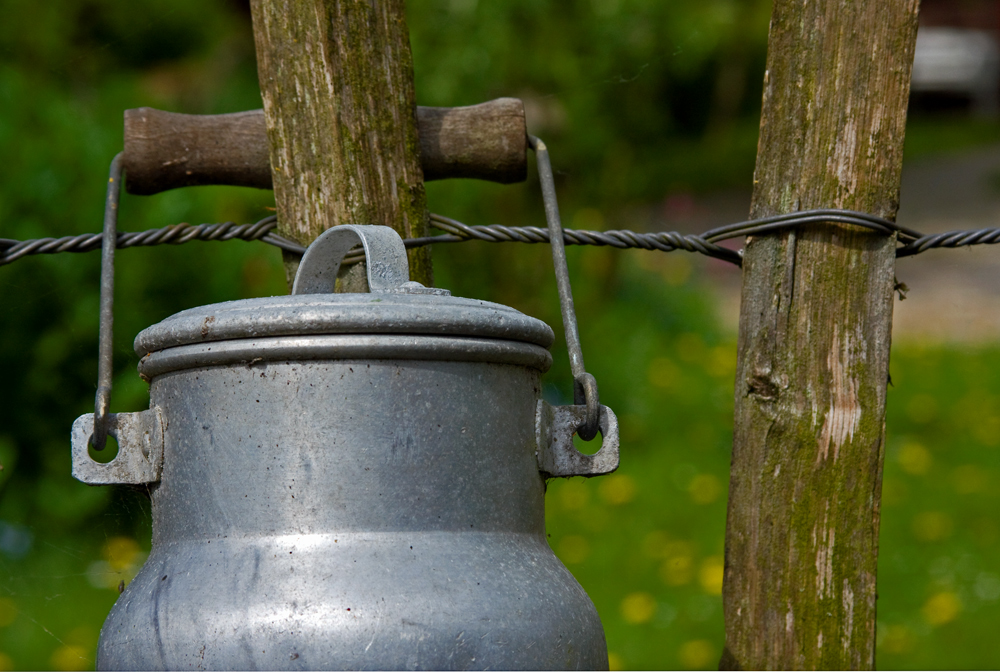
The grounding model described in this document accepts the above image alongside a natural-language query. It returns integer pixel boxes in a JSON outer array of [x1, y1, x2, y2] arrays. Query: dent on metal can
[[72, 225, 620, 670]]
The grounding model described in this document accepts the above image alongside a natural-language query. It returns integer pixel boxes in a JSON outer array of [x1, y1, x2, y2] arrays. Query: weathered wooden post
[[721, 1, 920, 668], [248, 0, 430, 289]]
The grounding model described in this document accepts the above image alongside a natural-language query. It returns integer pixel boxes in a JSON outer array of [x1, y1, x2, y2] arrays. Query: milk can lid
[[133, 226, 555, 377], [134, 290, 554, 354]]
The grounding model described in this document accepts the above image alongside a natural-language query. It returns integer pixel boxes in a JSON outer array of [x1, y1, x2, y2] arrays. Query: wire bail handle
[[91, 141, 602, 445], [529, 136, 601, 442], [91, 153, 124, 451]]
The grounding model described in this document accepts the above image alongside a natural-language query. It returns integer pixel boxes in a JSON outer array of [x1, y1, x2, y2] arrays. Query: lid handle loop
[[292, 225, 410, 295]]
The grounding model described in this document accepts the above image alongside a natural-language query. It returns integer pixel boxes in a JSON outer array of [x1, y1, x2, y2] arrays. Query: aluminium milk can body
[[91, 290, 610, 670]]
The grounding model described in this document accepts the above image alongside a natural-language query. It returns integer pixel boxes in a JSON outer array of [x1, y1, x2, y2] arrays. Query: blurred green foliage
[[1, 0, 999, 670], [875, 346, 1000, 670]]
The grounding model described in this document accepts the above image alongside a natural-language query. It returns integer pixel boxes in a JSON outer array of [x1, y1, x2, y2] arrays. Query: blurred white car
[[911, 27, 1000, 114]]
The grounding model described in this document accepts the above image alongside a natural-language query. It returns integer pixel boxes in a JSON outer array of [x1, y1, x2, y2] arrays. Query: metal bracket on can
[[535, 400, 619, 478], [71, 407, 165, 485]]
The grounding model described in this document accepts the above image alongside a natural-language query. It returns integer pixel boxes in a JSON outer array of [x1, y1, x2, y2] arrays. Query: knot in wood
[[746, 369, 782, 401]]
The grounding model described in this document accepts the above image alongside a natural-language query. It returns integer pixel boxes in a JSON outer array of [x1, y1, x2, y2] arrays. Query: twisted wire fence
[[4, 208, 998, 269]]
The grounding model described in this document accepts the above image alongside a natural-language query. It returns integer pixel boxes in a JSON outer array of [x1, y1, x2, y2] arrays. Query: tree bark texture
[[722, 1, 919, 669], [248, 0, 430, 288]]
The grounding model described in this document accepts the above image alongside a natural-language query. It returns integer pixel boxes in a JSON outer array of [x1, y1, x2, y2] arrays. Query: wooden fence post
[[721, 1, 920, 668], [248, 0, 430, 290]]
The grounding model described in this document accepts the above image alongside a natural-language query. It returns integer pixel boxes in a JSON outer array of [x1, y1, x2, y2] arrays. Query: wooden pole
[[248, 0, 430, 290], [721, 1, 919, 669]]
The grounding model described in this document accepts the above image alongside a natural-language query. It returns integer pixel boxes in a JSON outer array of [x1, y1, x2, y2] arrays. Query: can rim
[[134, 293, 555, 357], [138, 334, 553, 378]]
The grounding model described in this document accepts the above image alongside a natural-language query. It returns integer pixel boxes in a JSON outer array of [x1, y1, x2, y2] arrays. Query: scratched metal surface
[[79, 225, 612, 669], [97, 359, 608, 670]]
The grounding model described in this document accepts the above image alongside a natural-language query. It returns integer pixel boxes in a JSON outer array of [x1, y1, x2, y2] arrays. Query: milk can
[[70, 220, 620, 670]]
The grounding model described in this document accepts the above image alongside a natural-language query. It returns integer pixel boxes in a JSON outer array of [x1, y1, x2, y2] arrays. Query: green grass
[[875, 344, 1000, 669]]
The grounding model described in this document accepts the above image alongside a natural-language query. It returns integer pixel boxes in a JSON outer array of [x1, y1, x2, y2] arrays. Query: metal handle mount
[[535, 401, 619, 477], [71, 408, 164, 485]]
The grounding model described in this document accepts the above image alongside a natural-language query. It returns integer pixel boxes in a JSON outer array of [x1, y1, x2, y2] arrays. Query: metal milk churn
[[70, 222, 620, 670]]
